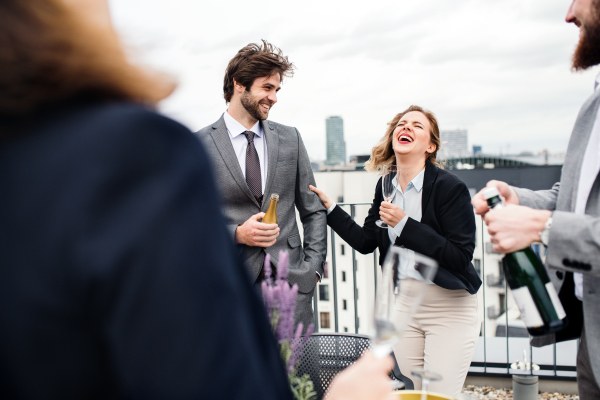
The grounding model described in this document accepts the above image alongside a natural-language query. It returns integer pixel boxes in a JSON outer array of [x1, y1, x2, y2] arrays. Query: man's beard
[[241, 90, 270, 121], [573, 6, 600, 70]]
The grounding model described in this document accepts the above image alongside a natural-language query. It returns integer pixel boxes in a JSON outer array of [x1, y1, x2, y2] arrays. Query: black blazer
[[0, 101, 292, 399], [328, 160, 481, 294]]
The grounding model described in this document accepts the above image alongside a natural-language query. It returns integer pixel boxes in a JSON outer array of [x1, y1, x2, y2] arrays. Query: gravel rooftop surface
[[461, 385, 579, 400]]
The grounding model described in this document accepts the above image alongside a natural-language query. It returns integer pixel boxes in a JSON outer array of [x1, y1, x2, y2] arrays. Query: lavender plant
[[261, 251, 316, 400]]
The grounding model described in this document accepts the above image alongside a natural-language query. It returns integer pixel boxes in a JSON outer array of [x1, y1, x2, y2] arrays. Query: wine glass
[[411, 369, 443, 400], [371, 246, 438, 359], [375, 165, 399, 228]]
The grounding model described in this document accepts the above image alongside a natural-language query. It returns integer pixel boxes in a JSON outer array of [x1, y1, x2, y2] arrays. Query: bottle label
[[511, 286, 544, 328], [545, 282, 567, 320]]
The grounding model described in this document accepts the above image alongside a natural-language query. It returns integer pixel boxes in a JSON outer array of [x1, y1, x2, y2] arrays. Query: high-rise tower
[[325, 116, 346, 166]]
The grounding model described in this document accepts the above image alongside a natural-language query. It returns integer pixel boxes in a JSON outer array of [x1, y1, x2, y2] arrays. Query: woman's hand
[[379, 201, 405, 228], [309, 185, 334, 210]]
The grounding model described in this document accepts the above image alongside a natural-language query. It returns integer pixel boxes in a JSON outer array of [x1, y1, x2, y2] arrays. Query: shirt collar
[[223, 111, 263, 138], [393, 167, 425, 193]]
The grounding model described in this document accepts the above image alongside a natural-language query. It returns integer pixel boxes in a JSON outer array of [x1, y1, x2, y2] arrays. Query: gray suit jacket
[[197, 115, 327, 294], [513, 88, 600, 383]]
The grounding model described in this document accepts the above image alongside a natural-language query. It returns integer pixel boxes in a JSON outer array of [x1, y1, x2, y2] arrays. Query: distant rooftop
[[443, 153, 564, 170]]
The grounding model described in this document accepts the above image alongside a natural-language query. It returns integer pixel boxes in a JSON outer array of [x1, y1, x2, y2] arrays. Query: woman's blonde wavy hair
[[364, 105, 441, 174], [0, 0, 175, 117]]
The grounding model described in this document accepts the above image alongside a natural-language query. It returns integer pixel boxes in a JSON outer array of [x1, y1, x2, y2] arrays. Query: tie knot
[[243, 131, 255, 144]]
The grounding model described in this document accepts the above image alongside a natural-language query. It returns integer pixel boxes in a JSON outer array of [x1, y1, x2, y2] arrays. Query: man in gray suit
[[472, 2, 600, 397], [197, 40, 327, 328]]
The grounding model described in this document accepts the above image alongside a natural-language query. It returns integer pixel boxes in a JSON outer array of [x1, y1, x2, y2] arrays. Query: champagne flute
[[411, 369, 443, 400], [375, 165, 399, 228], [372, 246, 438, 359]]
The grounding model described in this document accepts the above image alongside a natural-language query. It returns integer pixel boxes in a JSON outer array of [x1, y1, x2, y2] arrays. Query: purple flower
[[277, 251, 289, 282], [265, 254, 272, 280], [261, 250, 314, 376], [288, 323, 304, 373]]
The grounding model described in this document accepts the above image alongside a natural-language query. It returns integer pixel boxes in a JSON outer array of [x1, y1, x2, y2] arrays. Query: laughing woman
[[309, 105, 482, 397]]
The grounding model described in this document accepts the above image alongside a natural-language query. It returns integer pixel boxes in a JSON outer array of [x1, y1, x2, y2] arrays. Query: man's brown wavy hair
[[365, 105, 441, 173], [0, 0, 174, 117], [223, 40, 295, 103]]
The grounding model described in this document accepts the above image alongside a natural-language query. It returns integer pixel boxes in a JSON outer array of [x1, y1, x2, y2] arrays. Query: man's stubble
[[241, 90, 269, 122], [573, 0, 600, 70]]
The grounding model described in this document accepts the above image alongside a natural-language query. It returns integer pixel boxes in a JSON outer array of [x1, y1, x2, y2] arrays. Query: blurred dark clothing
[[0, 101, 292, 399]]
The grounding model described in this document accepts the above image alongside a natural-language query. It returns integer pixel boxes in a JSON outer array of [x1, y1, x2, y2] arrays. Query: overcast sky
[[108, 0, 598, 161]]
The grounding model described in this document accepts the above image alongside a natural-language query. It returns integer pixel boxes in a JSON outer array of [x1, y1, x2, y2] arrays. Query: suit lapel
[[262, 120, 279, 210], [565, 90, 600, 211], [421, 160, 438, 216], [210, 116, 260, 207]]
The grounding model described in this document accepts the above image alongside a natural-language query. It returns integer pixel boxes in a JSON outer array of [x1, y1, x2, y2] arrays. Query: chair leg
[[390, 350, 414, 390]]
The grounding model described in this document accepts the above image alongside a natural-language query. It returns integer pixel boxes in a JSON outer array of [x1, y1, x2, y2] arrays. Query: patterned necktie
[[243, 131, 262, 202]]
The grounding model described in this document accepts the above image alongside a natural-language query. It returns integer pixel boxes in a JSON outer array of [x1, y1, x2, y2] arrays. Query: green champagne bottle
[[484, 187, 568, 336]]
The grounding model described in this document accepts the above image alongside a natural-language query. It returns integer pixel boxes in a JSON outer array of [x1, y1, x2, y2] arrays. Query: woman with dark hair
[[310, 105, 482, 397], [0, 1, 397, 399]]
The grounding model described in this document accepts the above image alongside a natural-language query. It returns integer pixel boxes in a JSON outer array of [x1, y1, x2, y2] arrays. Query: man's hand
[[485, 205, 552, 253], [327, 351, 396, 400], [379, 201, 405, 228], [235, 212, 279, 247], [472, 180, 520, 216]]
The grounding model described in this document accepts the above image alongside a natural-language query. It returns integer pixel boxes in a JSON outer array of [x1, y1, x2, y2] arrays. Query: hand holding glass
[[375, 165, 399, 228]]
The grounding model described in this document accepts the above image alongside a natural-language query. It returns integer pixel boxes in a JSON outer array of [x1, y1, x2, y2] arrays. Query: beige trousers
[[392, 282, 480, 398]]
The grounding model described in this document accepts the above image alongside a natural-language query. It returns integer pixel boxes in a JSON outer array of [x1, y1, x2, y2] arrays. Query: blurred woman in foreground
[[0, 1, 394, 399], [310, 106, 482, 397]]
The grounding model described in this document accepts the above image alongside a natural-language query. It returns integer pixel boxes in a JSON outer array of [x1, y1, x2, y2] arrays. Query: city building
[[440, 129, 469, 159], [325, 116, 346, 166]]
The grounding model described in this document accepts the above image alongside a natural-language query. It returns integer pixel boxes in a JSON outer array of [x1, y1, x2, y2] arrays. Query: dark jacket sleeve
[[73, 106, 292, 399], [396, 180, 476, 274], [326, 178, 382, 255]]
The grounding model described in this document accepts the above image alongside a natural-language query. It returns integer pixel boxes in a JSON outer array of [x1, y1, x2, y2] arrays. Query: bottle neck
[[487, 196, 504, 210]]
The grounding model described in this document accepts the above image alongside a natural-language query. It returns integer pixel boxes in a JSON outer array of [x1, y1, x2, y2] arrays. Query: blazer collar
[[261, 120, 279, 209], [421, 159, 438, 215], [210, 115, 260, 207]]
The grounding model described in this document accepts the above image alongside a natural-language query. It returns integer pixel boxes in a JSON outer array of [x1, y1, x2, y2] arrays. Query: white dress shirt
[[572, 73, 600, 301], [387, 168, 425, 244], [387, 168, 426, 281], [223, 111, 268, 193]]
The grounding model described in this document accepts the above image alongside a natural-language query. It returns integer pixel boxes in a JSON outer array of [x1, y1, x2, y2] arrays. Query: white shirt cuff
[[316, 271, 322, 282], [327, 203, 337, 215], [391, 215, 409, 238]]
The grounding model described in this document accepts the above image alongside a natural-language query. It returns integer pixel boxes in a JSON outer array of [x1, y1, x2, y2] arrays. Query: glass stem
[[420, 379, 430, 400]]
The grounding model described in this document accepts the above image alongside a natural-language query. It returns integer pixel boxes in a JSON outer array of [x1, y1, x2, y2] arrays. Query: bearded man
[[197, 41, 326, 329], [471, 1, 600, 397]]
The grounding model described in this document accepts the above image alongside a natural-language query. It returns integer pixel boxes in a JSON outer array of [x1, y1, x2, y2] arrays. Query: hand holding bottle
[[485, 204, 552, 254], [472, 180, 520, 215], [235, 213, 279, 247], [484, 188, 568, 336]]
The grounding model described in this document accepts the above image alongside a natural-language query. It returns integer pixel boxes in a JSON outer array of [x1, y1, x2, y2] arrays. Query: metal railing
[[312, 203, 578, 381]]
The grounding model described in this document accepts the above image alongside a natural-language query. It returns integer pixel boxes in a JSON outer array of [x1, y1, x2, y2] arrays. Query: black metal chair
[[296, 333, 413, 399]]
